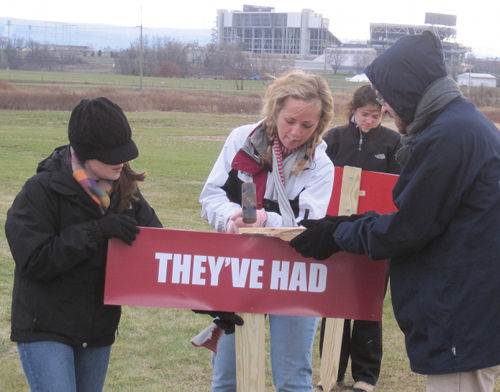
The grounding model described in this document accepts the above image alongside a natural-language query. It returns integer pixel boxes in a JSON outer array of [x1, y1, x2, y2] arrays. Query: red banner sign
[[104, 227, 387, 320], [104, 168, 399, 321]]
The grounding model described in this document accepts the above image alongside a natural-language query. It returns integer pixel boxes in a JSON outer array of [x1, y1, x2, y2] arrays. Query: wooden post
[[337, 166, 362, 217], [319, 318, 345, 392], [236, 229, 305, 392], [319, 166, 362, 392], [235, 312, 266, 392]]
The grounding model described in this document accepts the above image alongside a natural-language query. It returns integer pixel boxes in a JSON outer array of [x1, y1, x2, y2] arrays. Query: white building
[[216, 6, 340, 57], [457, 73, 497, 88]]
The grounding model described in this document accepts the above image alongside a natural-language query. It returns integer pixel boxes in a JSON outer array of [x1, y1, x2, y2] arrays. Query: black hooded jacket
[[334, 32, 500, 374], [5, 145, 162, 347]]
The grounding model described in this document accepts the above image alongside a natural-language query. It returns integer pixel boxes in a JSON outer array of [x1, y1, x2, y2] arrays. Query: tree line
[[0, 36, 295, 82], [113, 37, 295, 81], [2, 36, 498, 83]]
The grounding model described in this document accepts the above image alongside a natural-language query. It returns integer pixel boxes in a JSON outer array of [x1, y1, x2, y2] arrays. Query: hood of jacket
[[36, 145, 87, 198], [364, 31, 447, 126], [37, 145, 70, 174]]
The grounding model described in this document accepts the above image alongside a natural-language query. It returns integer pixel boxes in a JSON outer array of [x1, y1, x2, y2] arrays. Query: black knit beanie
[[68, 97, 138, 164]]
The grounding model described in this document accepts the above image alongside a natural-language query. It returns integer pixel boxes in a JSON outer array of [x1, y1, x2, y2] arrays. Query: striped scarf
[[272, 137, 299, 186], [71, 147, 113, 214], [271, 137, 300, 227]]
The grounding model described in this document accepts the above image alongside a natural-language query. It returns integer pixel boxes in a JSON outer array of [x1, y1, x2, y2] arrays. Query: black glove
[[302, 214, 364, 226], [97, 214, 140, 245], [290, 214, 364, 260], [193, 310, 244, 334]]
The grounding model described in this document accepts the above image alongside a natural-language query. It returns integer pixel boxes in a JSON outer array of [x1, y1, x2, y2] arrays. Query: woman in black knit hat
[[5, 97, 162, 392]]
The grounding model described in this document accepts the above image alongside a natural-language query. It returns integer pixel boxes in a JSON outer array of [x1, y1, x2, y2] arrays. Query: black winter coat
[[323, 122, 401, 174], [5, 145, 162, 348], [334, 32, 500, 374]]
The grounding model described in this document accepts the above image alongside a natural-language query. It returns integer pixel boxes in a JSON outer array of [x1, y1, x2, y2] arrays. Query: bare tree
[[1, 39, 24, 70], [203, 43, 255, 87], [114, 37, 191, 77], [24, 42, 60, 71], [230, 50, 252, 90], [353, 53, 373, 73], [252, 54, 294, 78], [325, 48, 346, 74]]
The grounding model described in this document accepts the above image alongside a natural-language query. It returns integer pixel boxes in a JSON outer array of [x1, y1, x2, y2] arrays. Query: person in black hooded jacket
[[5, 97, 162, 392], [290, 32, 500, 392]]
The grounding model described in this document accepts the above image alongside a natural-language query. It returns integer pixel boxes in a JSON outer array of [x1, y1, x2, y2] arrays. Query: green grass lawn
[[0, 69, 266, 93], [0, 109, 498, 391]]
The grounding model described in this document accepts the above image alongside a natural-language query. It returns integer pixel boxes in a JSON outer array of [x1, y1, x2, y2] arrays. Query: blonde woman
[[199, 70, 335, 392]]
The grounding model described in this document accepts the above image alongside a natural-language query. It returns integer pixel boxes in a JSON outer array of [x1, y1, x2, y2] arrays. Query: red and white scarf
[[272, 137, 299, 187]]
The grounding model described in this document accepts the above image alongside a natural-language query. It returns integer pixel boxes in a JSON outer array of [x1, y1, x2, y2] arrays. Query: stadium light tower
[[138, 6, 144, 90]]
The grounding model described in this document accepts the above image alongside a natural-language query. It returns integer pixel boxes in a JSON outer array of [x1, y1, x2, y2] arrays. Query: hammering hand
[[226, 209, 268, 234]]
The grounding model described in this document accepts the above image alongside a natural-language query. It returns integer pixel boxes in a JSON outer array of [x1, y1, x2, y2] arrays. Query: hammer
[[241, 182, 257, 223]]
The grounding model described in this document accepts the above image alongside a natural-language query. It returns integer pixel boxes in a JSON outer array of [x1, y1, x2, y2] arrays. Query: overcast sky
[[2, 0, 499, 57]]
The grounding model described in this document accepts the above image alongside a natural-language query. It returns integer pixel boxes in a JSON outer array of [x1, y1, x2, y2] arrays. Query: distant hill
[[0, 17, 213, 49]]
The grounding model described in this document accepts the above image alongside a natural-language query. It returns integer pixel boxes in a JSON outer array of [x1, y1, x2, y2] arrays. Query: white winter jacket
[[200, 121, 335, 232]]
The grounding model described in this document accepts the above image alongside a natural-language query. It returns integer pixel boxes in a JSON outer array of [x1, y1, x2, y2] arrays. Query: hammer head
[[241, 182, 257, 223]]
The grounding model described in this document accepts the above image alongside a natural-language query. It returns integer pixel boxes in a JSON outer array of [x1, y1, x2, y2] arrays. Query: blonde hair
[[261, 70, 334, 173]]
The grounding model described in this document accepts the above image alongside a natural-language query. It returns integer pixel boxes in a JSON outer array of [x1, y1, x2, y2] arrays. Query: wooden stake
[[319, 166, 362, 391], [235, 313, 265, 392], [337, 166, 362, 216], [235, 230, 301, 391], [319, 317, 345, 392]]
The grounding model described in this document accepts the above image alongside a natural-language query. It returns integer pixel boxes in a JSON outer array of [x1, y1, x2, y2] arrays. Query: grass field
[[0, 69, 355, 95], [0, 108, 499, 392]]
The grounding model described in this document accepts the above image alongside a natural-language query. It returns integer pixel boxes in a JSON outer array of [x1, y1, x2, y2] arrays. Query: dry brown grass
[[479, 107, 500, 124], [0, 84, 262, 114], [0, 83, 358, 119], [0, 81, 499, 125], [331, 93, 350, 115], [0, 79, 14, 90]]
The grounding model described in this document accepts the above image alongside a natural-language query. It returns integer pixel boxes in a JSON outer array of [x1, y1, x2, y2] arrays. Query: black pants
[[319, 318, 383, 386]]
